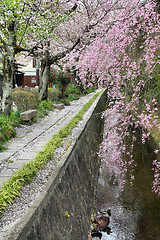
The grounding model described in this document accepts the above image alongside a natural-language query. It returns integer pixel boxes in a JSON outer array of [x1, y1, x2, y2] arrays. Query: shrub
[[12, 87, 40, 112], [39, 100, 54, 111], [48, 87, 61, 101], [64, 84, 82, 96], [2, 125, 16, 140], [50, 67, 71, 94], [59, 98, 71, 106], [8, 111, 21, 126], [66, 95, 80, 102], [0, 128, 6, 142], [0, 112, 19, 150], [37, 100, 54, 118]]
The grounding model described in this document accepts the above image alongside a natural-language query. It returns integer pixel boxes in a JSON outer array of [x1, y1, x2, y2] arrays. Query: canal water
[[94, 133, 160, 240]]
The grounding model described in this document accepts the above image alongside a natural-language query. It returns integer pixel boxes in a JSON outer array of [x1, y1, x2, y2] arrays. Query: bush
[[39, 100, 54, 111], [37, 100, 54, 118], [0, 128, 6, 142], [12, 87, 40, 112], [84, 88, 95, 94], [0, 112, 19, 150], [9, 111, 21, 126], [59, 98, 71, 106], [64, 84, 82, 96], [50, 67, 71, 94], [1, 125, 16, 140], [48, 87, 61, 101]]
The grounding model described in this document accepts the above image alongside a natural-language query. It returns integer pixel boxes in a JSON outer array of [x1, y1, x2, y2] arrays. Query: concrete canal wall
[[1, 90, 107, 240]]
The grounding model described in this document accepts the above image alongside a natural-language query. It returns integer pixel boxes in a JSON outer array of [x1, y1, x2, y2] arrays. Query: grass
[[0, 91, 102, 214]]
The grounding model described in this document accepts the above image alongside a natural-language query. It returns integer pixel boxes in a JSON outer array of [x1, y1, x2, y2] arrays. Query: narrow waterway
[[94, 134, 160, 240]]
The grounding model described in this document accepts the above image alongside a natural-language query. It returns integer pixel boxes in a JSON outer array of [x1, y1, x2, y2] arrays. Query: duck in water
[[91, 209, 111, 238]]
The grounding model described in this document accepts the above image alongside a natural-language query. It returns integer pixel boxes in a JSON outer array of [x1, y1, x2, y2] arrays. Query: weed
[[27, 130, 33, 133]]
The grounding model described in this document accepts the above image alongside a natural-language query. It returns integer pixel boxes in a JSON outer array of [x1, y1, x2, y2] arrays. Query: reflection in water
[[94, 135, 160, 240]]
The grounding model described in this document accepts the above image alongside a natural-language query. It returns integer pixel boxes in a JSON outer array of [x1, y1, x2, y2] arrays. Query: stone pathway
[[0, 92, 98, 187]]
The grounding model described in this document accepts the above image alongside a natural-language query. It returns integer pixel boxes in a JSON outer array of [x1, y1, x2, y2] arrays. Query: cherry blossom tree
[[0, 0, 72, 113], [28, 0, 160, 195], [1, 0, 159, 195], [67, 0, 160, 195], [37, 0, 124, 100]]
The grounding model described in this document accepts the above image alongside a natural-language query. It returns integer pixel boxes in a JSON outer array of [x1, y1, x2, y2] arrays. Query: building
[[17, 57, 40, 88], [0, 56, 40, 98]]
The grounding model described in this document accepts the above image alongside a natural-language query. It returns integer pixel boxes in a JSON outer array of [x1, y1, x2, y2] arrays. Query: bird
[[98, 209, 112, 217], [91, 209, 111, 233], [91, 231, 102, 239]]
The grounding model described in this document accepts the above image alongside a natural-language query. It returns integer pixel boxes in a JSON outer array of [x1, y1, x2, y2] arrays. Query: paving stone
[[0, 91, 100, 190], [17, 151, 38, 160], [21, 135, 36, 142], [8, 159, 30, 169], [35, 142, 46, 147], [0, 169, 15, 177], [0, 177, 9, 186], [29, 146, 45, 153], [37, 135, 53, 142], [0, 152, 13, 161]]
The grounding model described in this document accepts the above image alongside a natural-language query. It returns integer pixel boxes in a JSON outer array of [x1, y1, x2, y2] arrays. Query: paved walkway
[[0, 91, 99, 187]]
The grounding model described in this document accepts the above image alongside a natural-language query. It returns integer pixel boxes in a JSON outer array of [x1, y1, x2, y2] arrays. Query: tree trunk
[[39, 59, 50, 101], [38, 38, 80, 101], [1, 54, 14, 114], [1, 21, 16, 114]]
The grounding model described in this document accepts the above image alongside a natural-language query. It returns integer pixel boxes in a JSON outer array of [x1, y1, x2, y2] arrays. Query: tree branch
[[0, 35, 10, 53], [49, 37, 80, 65]]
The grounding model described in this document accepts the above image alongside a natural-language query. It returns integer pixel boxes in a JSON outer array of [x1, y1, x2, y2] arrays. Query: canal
[[93, 132, 160, 240]]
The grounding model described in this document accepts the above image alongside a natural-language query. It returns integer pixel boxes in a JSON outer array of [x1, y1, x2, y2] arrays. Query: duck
[[91, 231, 102, 239], [91, 209, 111, 232], [97, 209, 112, 217]]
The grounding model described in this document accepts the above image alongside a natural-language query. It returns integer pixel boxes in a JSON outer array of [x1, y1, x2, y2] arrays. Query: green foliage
[[0, 111, 21, 151], [0, 111, 20, 127], [12, 87, 40, 112], [66, 95, 80, 102], [0, 91, 102, 213], [59, 98, 71, 106], [64, 84, 82, 96], [137, 53, 160, 111], [0, 144, 7, 152], [48, 86, 61, 101], [40, 100, 54, 111], [84, 88, 95, 94], [37, 100, 54, 118], [63, 84, 83, 102], [56, 84, 85, 105], [8, 111, 21, 126], [153, 58, 160, 102], [50, 67, 71, 94]]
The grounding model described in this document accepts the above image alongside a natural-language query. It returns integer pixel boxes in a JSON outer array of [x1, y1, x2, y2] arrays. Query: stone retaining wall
[[1, 90, 107, 240]]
